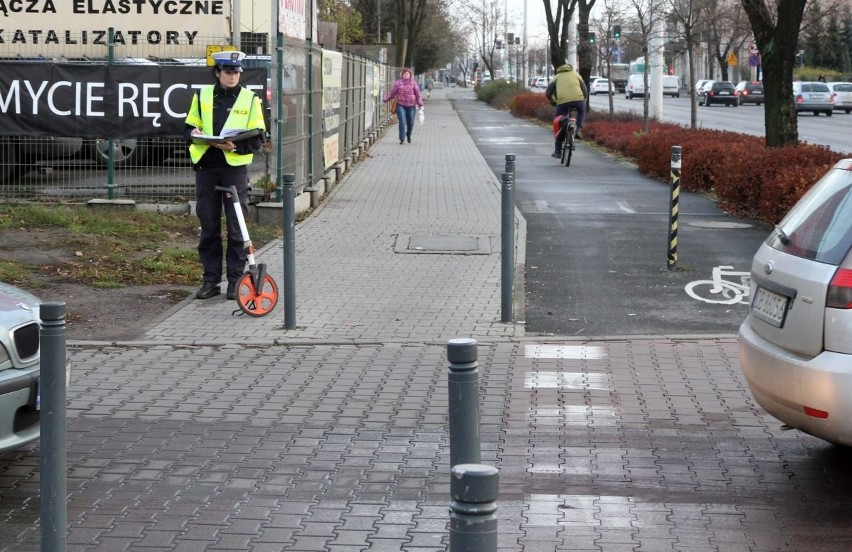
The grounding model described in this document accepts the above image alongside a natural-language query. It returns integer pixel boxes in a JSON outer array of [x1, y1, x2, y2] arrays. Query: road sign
[[748, 53, 761, 67], [727, 52, 738, 66], [748, 43, 759, 55]]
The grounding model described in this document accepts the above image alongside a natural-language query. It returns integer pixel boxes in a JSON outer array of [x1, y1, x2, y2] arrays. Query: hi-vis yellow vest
[[186, 86, 265, 166]]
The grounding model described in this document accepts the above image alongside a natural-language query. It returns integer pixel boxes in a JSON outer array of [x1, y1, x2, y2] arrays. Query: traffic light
[[589, 32, 596, 44], [613, 25, 621, 39]]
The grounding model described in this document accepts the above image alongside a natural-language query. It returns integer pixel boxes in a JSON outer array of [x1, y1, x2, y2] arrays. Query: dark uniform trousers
[[195, 165, 250, 285]]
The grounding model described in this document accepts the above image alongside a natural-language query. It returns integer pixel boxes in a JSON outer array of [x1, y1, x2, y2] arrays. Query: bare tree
[[576, 0, 600, 86], [668, 0, 710, 128], [391, 0, 430, 68], [544, 0, 579, 71], [456, 0, 505, 79], [593, 0, 630, 116], [627, 0, 668, 131], [705, 0, 752, 81]]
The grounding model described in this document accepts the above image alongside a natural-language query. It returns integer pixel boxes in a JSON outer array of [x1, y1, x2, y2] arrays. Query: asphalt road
[[452, 92, 771, 337]]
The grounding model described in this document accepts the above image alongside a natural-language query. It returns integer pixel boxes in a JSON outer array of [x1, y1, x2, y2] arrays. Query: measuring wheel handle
[[235, 263, 279, 317]]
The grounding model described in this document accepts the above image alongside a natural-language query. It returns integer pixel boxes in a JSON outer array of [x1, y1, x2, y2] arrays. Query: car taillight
[[830, 93, 836, 104], [827, 268, 852, 309], [796, 94, 804, 104], [742, 90, 748, 96]]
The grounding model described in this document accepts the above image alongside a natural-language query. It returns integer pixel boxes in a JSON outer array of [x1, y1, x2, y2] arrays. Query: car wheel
[[733, 101, 738, 107], [813, 110, 821, 116], [826, 110, 833, 117], [92, 138, 142, 166], [846, 109, 851, 114]]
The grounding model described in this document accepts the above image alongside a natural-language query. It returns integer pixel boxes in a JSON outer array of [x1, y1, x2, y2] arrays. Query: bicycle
[[553, 110, 578, 167], [684, 265, 751, 305]]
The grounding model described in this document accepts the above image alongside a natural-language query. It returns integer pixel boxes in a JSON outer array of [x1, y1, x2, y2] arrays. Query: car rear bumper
[[739, 319, 852, 446]]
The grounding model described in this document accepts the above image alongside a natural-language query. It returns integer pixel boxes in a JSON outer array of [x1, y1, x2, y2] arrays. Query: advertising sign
[[322, 50, 342, 170], [0, 63, 266, 138], [2, 0, 233, 57]]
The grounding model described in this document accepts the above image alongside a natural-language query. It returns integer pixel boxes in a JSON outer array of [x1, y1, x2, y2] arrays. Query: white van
[[663, 75, 681, 97], [625, 74, 645, 99]]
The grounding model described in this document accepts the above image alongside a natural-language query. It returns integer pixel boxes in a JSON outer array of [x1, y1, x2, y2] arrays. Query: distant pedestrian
[[818, 73, 827, 82], [383, 67, 423, 144], [425, 74, 434, 98]]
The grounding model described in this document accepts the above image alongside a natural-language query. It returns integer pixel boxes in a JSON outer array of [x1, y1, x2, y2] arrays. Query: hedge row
[[504, 88, 845, 225]]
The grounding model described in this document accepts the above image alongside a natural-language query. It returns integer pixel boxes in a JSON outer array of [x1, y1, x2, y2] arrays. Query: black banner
[[0, 63, 267, 138]]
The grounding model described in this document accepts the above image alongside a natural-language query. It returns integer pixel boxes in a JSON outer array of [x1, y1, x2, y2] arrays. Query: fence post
[[282, 172, 296, 329], [447, 338, 481, 467], [667, 145, 682, 270], [449, 464, 498, 551], [40, 302, 67, 552], [500, 172, 514, 322]]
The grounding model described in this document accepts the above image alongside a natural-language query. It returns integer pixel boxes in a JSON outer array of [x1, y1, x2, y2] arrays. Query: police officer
[[184, 51, 266, 300]]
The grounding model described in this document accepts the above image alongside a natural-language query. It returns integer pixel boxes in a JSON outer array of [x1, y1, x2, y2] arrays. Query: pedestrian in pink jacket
[[383, 67, 423, 144]]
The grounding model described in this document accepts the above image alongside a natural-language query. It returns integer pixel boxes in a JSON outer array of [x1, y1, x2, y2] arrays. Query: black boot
[[226, 282, 238, 300], [195, 282, 220, 299]]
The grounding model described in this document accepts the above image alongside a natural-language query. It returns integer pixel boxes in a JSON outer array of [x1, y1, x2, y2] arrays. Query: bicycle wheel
[[564, 128, 575, 167], [684, 280, 747, 305]]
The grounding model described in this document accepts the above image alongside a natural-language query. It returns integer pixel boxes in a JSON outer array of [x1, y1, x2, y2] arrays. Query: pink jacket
[[384, 78, 423, 108]]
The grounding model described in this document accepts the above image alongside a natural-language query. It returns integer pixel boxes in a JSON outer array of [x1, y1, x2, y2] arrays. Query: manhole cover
[[686, 221, 754, 229], [394, 234, 494, 254]]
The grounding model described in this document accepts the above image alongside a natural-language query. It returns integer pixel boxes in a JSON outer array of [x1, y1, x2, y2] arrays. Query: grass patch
[[1, 203, 283, 288]]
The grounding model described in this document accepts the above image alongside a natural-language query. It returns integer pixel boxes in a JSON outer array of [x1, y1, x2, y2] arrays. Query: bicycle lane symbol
[[684, 265, 751, 305]]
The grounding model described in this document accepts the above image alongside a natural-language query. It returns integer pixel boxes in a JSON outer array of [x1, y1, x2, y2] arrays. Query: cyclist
[[545, 64, 588, 158]]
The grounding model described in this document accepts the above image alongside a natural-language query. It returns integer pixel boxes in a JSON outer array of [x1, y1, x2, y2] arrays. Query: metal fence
[[0, 32, 398, 204]]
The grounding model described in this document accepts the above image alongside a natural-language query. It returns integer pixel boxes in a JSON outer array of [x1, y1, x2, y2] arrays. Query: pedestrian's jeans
[[396, 104, 416, 141]]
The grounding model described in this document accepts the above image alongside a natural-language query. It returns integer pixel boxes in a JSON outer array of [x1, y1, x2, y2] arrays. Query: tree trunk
[[741, 0, 807, 148]]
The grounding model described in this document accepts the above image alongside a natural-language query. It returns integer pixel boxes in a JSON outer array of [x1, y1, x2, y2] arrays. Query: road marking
[[617, 201, 636, 213], [524, 344, 607, 359], [524, 372, 612, 390]]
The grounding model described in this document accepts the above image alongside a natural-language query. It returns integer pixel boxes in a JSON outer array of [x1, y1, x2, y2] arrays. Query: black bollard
[[667, 146, 682, 270], [282, 173, 296, 328], [504, 153, 515, 177], [500, 173, 514, 322], [40, 302, 67, 552], [449, 464, 498, 551], [447, 338, 481, 467]]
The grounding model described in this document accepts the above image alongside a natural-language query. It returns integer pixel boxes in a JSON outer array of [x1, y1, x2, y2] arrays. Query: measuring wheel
[[235, 266, 279, 317]]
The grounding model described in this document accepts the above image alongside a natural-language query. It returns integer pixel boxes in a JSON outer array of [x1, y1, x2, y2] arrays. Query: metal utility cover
[[395, 234, 493, 254]]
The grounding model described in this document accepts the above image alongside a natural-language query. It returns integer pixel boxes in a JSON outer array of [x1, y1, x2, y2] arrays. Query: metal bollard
[[500, 172, 514, 322], [40, 302, 67, 552], [667, 145, 682, 270], [449, 464, 498, 551], [282, 173, 296, 329], [447, 338, 481, 467]]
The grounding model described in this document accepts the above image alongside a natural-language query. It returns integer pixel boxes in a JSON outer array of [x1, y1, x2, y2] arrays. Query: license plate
[[751, 286, 789, 327], [719, 91, 730, 95]]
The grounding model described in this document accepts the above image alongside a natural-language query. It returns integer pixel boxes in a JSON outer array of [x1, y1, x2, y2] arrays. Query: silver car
[[828, 82, 852, 113], [739, 160, 852, 446], [793, 81, 834, 116], [0, 282, 72, 453]]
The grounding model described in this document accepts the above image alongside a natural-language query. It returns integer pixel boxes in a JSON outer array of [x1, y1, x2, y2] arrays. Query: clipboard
[[192, 128, 261, 144]]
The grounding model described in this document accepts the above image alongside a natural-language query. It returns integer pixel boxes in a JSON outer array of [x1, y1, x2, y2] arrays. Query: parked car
[[792, 81, 834, 116], [533, 76, 549, 89], [662, 75, 681, 98], [701, 80, 738, 106], [739, 159, 852, 446], [625, 74, 646, 99], [735, 81, 765, 105], [0, 282, 72, 453], [589, 78, 613, 95], [827, 82, 852, 113]]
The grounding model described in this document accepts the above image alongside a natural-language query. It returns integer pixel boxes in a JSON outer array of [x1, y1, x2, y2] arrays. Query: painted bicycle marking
[[685, 265, 751, 305]]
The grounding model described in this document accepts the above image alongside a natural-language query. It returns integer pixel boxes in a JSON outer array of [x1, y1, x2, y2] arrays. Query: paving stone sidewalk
[[2, 88, 852, 552]]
